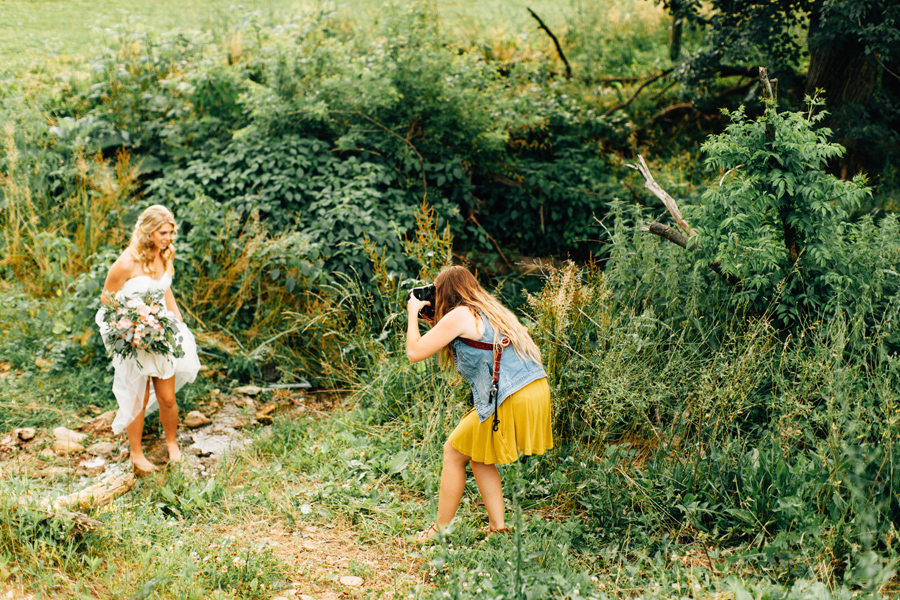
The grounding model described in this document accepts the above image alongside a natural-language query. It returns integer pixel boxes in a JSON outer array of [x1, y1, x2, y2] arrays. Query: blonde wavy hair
[[434, 265, 542, 368], [128, 205, 176, 277]]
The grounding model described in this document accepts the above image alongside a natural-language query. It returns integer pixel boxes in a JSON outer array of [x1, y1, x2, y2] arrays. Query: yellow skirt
[[448, 377, 553, 466]]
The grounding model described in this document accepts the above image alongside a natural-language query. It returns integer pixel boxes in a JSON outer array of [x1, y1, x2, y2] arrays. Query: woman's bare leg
[[436, 440, 471, 529], [153, 375, 181, 462], [125, 379, 157, 472], [471, 461, 506, 530]]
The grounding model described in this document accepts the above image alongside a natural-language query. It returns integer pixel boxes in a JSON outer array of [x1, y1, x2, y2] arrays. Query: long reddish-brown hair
[[434, 265, 542, 367]]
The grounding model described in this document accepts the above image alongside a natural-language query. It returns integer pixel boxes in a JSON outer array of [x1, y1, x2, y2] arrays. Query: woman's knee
[[157, 394, 177, 410], [443, 439, 468, 463]]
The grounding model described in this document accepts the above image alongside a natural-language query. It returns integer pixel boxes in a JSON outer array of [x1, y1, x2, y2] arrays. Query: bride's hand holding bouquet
[[99, 289, 185, 363]]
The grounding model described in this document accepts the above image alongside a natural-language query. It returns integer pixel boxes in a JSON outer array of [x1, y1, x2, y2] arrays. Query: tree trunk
[[669, 15, 683, 62], [805, 3, 882, 179]]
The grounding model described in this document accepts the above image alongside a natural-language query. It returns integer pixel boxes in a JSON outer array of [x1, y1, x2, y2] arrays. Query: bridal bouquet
[[100, 289, 184, 363]]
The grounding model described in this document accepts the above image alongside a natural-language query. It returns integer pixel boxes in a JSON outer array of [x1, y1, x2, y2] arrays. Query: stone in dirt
[[213, 404, 248, 429], [53, 427, 87, 444], [188, 431, 249, 459], [339, 575, 363, 587], [184, 411, 212, 428], [80, 410, 117, 436], [78, 456, 107, 475], [80, 456, 107, 469], [35, 466, 70, 478], [234, 385, 263, 396], [86, 441, 117, 456], [52, 439, 85, 455], [256, 403, 277, 417], [17, 428, 36, 441]]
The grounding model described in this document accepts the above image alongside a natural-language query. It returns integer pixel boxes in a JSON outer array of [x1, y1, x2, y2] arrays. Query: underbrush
[[327, 269, 900, 598]]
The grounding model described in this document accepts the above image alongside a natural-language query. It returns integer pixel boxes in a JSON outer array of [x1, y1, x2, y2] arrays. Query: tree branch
[[53, 472, 136, 511], [640, 222, 689, 248], [629, 155, 741, 286], [602, 68, 675, 117], [646, 102, 696, 124], [759, 66, 777, 106], [527, 8, 572, 79], [627, 155, 696, 238]]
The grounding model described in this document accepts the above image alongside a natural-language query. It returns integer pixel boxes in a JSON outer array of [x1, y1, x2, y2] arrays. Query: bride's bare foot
[[132, 455, 158, 477], [166, 445, 182, 464]]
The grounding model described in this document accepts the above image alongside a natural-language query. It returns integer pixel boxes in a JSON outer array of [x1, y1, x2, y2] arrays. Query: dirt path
[[0, 387, 426, 600]]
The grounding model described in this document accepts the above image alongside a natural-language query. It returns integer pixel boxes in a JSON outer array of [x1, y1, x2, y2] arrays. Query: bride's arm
[[100, 255, 134, 305], [164, 288, 184, 323]]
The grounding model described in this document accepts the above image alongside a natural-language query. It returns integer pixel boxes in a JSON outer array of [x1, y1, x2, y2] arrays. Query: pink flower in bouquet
[[117, 308, 127, 315], [117, 318, 133, 330], [126, 299, 140, 309], [150, 304, 160, 314], [137, 305, 151, 318]]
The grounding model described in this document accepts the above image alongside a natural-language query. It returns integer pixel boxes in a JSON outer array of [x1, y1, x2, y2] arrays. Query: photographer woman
[[406, 265, 552, 543]]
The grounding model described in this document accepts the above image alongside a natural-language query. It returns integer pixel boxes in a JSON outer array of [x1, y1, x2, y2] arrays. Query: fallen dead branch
[[53, 472, 136, 511], [11, 472, 137, 532], [628, 155, 696, 240]]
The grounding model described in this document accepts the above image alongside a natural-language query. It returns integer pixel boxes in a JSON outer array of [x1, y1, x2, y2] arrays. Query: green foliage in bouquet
[[99, 289, 184, 364]]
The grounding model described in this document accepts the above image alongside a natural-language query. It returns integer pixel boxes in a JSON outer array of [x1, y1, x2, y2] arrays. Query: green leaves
[[690, 99, 894, 333]]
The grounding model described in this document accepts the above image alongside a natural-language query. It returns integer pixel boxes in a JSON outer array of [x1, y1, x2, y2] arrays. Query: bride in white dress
[[96, 205, 201, 475]]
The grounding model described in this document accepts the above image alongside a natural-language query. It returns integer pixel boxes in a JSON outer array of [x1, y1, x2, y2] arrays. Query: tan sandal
[[415, 523, 441, 545]]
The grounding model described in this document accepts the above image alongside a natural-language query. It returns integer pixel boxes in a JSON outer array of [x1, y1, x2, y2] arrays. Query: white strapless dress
[[95, 274, 201, 435]]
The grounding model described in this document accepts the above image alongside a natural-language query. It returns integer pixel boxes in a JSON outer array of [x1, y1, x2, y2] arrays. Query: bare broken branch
[[719, 164, 745, 186], [759, 67, 777, 105], [53, 472, 136, 511], [640, 222, 689, 248], [628, 155, 697, 237], [630, 156, 742, 286]]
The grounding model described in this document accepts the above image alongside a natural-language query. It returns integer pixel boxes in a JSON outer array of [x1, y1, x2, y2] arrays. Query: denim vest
[[450, 313, 548, 423]]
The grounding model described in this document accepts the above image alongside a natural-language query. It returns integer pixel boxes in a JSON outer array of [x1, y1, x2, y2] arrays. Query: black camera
[[407, 284, 435, 320]]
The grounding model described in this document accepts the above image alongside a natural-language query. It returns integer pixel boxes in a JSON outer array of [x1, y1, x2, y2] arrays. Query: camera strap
[[459, 336, 511, 432]]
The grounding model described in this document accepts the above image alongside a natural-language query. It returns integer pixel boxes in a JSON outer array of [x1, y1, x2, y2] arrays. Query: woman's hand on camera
[[407, 295, 431, 320]]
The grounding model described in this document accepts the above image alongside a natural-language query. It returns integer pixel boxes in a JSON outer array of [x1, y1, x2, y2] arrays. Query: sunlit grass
[[0, 0, 671, 70]]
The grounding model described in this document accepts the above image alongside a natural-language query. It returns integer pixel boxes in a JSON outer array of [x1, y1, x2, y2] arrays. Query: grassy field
[[0, 0, 669, 67]]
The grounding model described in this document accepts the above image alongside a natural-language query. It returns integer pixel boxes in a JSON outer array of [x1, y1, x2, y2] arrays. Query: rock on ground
[[184, 411, 212, 428], [234, 385, 263, 396], [339, 575, 363, 587], [52, 440, 85, 455], [86, 441, 117, 456], [53, 427, 87, 444]]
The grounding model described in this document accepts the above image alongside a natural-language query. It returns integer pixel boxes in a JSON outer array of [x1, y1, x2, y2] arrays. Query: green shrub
[[692, 98, 900, 339]]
